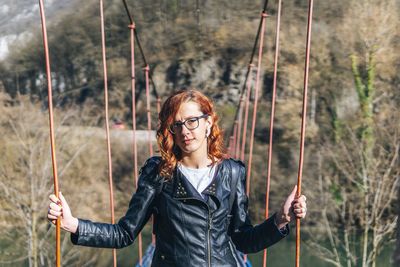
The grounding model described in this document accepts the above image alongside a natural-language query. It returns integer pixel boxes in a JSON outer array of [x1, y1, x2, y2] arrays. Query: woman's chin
[[181, 146, 195, 154], [180, 144, 201, 155], [177, 140, 208, 156]]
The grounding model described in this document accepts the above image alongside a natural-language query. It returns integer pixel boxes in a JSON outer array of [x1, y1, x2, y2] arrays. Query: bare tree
[[310, 120, 399, 267], [307, 43, 399, 267], [0, 93, 110, 266]]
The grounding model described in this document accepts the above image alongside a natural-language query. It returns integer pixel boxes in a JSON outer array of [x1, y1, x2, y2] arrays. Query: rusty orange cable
[[238, 0, 270, 163], [228, 136, 234, 157], [143, 64, 157, 245], [235, 96, 245, 159], [144, 65, 153, 157], [240, 64, 254, 162], [38, 1, 60, 266], [296, 0, 314, 266], [227, 91, 245, 159], [244, 17, 269, 262], [122, 0, 160, 111], [128, 22, 143, 266], [99, 0, 117, 266], [232, 120, 238, 157], [262, 0, 282, 266], [246, 12, 268, 197]]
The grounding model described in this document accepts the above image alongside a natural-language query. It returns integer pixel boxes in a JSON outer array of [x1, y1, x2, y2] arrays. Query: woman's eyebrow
[[177, 115, 202, 121]]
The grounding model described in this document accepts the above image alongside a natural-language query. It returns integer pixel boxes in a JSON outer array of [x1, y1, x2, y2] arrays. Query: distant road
[[58, 126, 156, 144]]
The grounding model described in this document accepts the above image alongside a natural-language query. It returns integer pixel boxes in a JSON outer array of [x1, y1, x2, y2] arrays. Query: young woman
[[47, 89, 307, 267]]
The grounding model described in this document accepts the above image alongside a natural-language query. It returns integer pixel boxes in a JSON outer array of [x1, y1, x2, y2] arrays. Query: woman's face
[[172, 101, 212, 158]]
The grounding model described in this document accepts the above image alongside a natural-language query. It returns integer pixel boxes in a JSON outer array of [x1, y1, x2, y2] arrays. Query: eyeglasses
[[169, 114, 209, 134]]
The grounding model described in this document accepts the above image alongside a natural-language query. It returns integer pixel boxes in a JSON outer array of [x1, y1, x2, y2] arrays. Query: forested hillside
[[0, 0, 399, 266]]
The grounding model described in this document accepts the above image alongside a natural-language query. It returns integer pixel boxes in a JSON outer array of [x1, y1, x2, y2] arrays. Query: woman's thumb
[[290, 185, 298, 198], [58, 192, 68, 207]]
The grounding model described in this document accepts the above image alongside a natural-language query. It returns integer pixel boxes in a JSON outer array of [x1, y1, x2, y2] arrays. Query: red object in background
[[111, 120, 126, 129]]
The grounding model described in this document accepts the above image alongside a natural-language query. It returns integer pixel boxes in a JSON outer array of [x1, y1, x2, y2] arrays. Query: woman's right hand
[[47, 192, 79, 234]]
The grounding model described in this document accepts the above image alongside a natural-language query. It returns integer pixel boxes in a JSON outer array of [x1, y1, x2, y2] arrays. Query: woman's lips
[[184, 139, 194, 145]]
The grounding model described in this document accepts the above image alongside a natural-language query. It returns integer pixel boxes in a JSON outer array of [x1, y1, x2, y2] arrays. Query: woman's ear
[[206, 126, 211, 137], [206, 115, 213, 127], [206, 116, 213, 137]]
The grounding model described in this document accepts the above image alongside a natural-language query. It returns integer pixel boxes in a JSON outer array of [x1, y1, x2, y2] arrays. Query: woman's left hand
[[275, 185, 307, 229]]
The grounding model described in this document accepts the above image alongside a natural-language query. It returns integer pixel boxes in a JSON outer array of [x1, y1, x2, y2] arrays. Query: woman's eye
[[187, 118, 197, 125]]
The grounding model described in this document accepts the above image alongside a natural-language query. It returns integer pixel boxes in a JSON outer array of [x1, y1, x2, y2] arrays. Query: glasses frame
[[169, 114, 209, 134]]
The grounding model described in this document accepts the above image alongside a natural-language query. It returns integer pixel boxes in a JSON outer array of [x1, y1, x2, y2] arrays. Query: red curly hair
[[157, 89, 227, 179]]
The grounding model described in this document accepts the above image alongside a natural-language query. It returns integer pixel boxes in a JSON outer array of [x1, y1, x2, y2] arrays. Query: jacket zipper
[[178, 196, 212, 267], [207, 209, 212, 267], [228, 240, 241, 266]]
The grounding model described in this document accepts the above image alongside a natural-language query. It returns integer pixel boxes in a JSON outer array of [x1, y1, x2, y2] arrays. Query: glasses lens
[[185, 118, 199, 130], [170, 122, 180, 134]]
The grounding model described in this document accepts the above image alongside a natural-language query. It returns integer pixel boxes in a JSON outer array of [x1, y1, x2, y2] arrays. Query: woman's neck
[[181, 153, 211, 169]]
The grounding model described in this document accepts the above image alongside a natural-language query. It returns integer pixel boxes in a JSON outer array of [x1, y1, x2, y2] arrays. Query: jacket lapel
[[172, 161, 225, 212], [202, 162, 224, 210], [173, 168, 204, 201]]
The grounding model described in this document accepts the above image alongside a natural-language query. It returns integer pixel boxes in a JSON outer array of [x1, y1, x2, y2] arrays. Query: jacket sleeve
[[229, 160, 289, 253], [70, 157, 163, 249]]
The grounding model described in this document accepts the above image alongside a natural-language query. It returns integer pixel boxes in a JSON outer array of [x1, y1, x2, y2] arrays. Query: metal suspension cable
[[235, 95, 244, 158], [228, 136, 234, 156], [233, 0, 269, 163], [228, 0, 270, 158], [128, 22, 143, 266], [232, 121, 238, 156], [122, 0, 159, 100], [263, 0, 282, 266], [226, 95, 242, 158], [237, 9, 270, 264], [227, 92, 242, 154], [237, 0, 270, 99], [99, 1, 117, 266], [123, 0, 158, 161], [246, 11, 268, 197], [296, 1, 314, 266], [240, 64, 254, 162], [123, 1, 159, 98], [144, 65, 153, 157], [122, 0, 154, 158], [227, 96, 243, 157], [136, 31, 160, 102], [144, 64, 156, 247], [38, 1, 61, 266]]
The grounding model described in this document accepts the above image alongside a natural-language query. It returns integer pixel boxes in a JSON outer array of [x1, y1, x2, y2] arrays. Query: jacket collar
[[173, 168, 203, 200], [172, 161, 225, 210]]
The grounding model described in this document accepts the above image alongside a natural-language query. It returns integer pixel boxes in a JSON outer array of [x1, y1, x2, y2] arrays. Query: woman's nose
[[175, 122, 192, 136], [180, 124, 191, 135]]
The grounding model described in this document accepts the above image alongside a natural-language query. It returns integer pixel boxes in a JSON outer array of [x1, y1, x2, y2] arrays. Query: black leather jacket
[[71, 157, 288, 266]]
